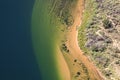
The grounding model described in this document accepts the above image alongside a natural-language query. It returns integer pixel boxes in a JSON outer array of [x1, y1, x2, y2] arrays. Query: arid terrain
[[78, 0, 120, 80]]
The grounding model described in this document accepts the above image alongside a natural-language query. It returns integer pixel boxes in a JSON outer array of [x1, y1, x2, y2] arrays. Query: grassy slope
[[78, 0, 97, 54]]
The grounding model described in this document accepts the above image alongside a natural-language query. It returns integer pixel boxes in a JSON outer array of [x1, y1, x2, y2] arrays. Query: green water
[[32, 0, 61, 80]]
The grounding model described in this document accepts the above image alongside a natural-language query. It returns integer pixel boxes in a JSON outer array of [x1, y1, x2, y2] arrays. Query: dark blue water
[[0, 0, 41, 80]]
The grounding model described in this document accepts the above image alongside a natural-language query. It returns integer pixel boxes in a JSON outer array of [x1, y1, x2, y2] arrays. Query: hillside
[[78, 0, 120, 80]]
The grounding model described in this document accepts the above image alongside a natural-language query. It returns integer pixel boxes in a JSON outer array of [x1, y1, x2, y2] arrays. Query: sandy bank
[[57, 0, 104, 80]]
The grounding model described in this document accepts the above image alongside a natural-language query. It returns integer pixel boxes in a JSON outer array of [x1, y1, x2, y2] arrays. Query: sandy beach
[[56, 0, 104, 80]]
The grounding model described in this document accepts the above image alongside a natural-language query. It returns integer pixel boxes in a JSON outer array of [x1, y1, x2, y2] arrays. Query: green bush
[[102, 19, 113, 29]]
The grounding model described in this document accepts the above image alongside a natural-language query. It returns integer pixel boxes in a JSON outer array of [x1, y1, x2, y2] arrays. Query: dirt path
[[62, 0, 104, 80]]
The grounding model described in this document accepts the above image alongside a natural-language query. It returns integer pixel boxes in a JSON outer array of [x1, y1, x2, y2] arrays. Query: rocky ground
[[81, 0, 120, 80]]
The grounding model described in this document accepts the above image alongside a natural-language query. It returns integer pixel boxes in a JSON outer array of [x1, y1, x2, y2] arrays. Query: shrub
[[102, 19, 113, 29]]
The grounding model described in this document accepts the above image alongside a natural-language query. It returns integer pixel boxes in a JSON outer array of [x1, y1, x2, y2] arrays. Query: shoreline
[[60, 0, 104, 79]]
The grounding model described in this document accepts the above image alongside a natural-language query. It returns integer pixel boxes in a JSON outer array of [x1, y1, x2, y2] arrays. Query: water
[[0, 0, 41, 80], [32, 0, 62, 80]]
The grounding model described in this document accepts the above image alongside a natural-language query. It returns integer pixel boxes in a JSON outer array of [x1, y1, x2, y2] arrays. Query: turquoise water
[[32, 0, 61, 80]]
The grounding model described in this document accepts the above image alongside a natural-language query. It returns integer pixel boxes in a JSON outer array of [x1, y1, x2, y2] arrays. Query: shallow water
[[32, 0, 61, 80]]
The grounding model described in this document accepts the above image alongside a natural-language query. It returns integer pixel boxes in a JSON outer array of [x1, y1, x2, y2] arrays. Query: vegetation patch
[[61, 43, 69, 53]]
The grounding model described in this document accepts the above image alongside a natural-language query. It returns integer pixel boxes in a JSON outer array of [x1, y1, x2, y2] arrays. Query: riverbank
[[58, 0, 104, 80], [32, 0, 104, 80]]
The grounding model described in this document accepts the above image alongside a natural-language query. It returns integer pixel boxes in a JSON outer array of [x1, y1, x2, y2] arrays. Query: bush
[[102, 19, 113, 29]]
